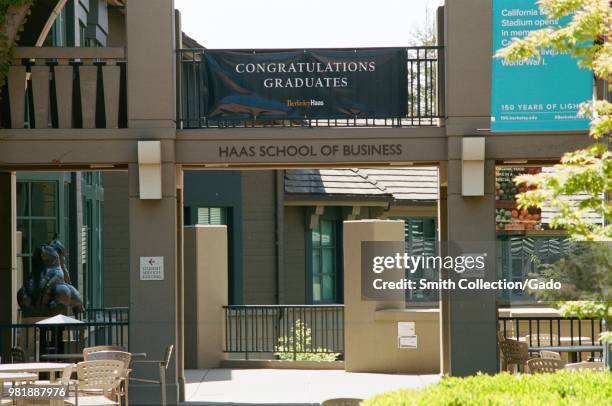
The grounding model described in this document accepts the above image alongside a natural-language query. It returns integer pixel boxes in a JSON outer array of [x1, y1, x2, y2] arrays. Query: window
[[497, 236, 570, 304], [395, 217, 438, 304], [311, 219, 339, 303], [197, 207, 227, 225], [44, 6, 67, 47], [17, 181, 59, 281]]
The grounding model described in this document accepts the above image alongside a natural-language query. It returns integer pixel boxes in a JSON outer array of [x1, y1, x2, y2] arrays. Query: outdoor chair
[[499, 338, 530, 373], [540, 350, 561, 360], [64, 360, 124, 406], [129, 345, 173, 406], [83, 346, 126, 359], [563, 361, 604, 371], [10, 347, 25, 363], [322, 398, 364, 406], [526, 358, 565, 374], [86, 350, 132, 405]]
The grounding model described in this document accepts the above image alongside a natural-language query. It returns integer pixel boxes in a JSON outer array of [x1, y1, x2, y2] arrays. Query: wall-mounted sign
[[397, 322, 416, 336], [398, 336, 418, 349], [140, 256, 164, 281], [203, 49, 407, 120], [491, 0, 592, 132]]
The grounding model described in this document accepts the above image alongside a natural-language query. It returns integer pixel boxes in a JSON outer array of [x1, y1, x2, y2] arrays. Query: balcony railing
[[0, 47, 127, 129], [224, 305, 344, 360], [499, 316, 603, 362], [178, 46, 444, 129], [0, 307, 129, 362]]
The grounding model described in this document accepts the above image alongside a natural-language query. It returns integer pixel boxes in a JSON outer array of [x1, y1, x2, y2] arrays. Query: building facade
[[0, 0, 607, 404]]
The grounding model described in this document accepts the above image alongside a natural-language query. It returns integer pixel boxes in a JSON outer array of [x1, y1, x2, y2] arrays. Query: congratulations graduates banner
[[202, 49, 407, 119]]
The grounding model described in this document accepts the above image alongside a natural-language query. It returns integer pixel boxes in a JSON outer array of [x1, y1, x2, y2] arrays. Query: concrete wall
[[241, 171, 277, 304], [183, 170, 243, 304], [184, 225, 228, 369], [282, 206, 306, 304], [103, 171, 130, 307], [343, 220, 440, 374]]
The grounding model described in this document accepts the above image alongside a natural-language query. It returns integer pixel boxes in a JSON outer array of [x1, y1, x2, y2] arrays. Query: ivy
[[0, 0, 34, 91]]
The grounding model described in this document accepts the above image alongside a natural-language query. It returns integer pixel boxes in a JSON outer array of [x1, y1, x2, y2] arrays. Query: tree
[[496, 0, 612, 357]]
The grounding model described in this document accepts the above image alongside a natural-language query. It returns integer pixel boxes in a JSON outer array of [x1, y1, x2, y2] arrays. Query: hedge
[[363, 371, 612, 406]]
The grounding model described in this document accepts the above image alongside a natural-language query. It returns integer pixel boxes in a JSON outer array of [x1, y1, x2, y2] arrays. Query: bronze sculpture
[[17, 238, 84, 317]]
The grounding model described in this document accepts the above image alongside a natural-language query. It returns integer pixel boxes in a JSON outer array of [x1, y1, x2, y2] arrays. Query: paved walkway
[[183, 368, 440, 405]]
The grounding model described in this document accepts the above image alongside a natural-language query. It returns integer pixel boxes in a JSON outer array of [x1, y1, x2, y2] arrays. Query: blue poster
[[491, 0, 592, 132]]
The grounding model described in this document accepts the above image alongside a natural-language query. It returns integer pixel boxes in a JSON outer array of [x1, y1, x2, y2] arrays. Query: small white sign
[[399, 336, 418, 349], [140, 256, 164, 281], [398, 322, 416, 336]]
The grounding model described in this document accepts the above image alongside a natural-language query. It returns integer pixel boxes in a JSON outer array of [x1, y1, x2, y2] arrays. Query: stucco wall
[[241, 171, 277, 304], [282, 206, 306, 304]]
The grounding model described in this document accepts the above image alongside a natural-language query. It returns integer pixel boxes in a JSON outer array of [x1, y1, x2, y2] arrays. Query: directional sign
[[140, 256, 164, 281]]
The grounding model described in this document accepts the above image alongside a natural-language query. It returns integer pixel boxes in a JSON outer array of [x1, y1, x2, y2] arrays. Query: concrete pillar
[[128, 162, 179, 405], [184, 225, 228, 369], [126, 0, 176, 129], [0, 172, 16, 361], [445, 147, 498, 376], [343, 220, 439, 374], [437, 162, 451, 374]]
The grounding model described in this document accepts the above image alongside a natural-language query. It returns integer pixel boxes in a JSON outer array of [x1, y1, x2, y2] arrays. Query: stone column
[[343, 220, 405, 373], [128, 162, 179, 404], [126, 0, 179, 403], [184, 225, 228, 369], [0, 172, 16, 362], [437, 162, 451, 374], [446, 149, 498, 376]]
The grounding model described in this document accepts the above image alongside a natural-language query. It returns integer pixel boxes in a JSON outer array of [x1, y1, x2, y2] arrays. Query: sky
[[174, 0, 444, 49]]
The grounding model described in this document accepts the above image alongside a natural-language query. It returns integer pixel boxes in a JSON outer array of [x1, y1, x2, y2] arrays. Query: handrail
[[13, 46, 126, 60]]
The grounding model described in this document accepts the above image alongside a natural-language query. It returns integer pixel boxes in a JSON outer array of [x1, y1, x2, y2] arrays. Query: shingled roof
[[284, 168, 438, 203]]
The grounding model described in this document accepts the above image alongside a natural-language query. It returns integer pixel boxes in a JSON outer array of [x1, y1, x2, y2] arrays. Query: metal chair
[[65, 360, 124, 406], [10, 347, 25, 363], [527, 358, 565, 373], [499, 338, 530, 373], [129, 345, 173, 406], [322, 399, 363, 406], [564, 361, 605, 371], [85, 351, 132, 406], [540, 350, 561, 360]]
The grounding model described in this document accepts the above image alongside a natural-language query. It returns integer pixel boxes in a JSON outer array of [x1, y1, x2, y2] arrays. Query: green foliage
[[363, 371, 612, 406], [0, 0, 34, 89], [275, 320, 340, 362], [514, 143, 611, 240], [531, 244, 612, 317]]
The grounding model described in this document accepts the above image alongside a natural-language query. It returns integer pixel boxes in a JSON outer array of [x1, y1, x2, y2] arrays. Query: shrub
[[275, 319, 340, 362], [363, 371, 612, 406]]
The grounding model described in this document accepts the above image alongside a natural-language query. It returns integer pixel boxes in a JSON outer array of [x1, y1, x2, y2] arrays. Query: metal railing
[[178, 46, 444, 129], [0, 307, 129, 362], [499, 316, 603, 361], [223, 305, 344, 360]]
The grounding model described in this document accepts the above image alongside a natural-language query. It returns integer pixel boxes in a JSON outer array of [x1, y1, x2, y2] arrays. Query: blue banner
[[491, 0, 592, 132], [203, 49, 407, 120]]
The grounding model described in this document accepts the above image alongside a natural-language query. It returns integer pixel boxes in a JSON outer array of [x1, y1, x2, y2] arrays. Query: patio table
[[528, 345, 603, 363], [0, 372, 37, 405], [0, 363, 71, 383]]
